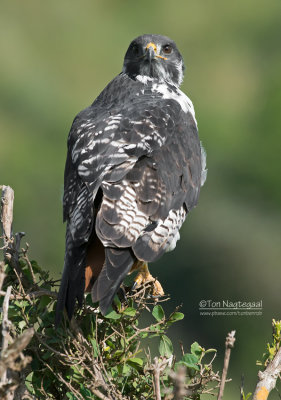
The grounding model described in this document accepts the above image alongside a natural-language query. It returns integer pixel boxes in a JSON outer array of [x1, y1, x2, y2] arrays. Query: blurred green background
[[1, 0, 281, 397]]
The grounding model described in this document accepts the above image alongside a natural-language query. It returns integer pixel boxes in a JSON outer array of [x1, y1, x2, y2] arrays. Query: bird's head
[[123, 34, 185, 87]]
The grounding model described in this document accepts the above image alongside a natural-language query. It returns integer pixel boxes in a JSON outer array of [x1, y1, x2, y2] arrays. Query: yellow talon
[[131, 261, 164, 297]]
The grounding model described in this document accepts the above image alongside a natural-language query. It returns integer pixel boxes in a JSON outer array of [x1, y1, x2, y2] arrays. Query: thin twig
[[34, 333, 69, 358], [206, 351, 217, 369], [152, 357, 163, 400], [38, 354, 85, 400], [11, 268, 25, 295], [1, 286, 12, 382], [217, 330, 236, 400], [127, 319, 164, 343], [0, 289, 57, 300], [0, 262, 6, 292], [22, 246, 36, 285]]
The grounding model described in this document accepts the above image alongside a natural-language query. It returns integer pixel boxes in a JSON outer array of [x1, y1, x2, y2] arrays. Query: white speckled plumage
[[56, 34, 206, 323]]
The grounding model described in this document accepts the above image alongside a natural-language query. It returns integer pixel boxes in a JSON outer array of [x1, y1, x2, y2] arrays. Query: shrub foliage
[[0, 243, 221, 399]]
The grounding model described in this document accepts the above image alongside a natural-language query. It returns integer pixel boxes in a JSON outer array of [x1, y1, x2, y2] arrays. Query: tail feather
[[56, 231, 135, 324], [91, 247, 135, 315], [55, 231, 87, 326]]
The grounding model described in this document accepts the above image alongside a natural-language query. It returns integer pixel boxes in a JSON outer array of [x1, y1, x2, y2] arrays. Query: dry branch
[[0, 289, 57, 300], [1, 286, 12, 383], [151, 357, 169, 400], [1, 186, 28, 288], [217, 330, 236, 400], [0, 262, 6, 292], [0, 328, 34, 377], [1, 186, 14, 246], [253, 347, 281, 400], [1, 186, 34, 400], [169, 365, 188, 399]]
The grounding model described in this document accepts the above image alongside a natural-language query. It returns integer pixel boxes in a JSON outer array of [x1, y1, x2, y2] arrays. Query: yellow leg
[[131, 261, 164, 297]]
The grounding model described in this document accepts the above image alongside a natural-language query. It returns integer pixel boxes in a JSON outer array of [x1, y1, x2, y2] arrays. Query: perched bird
[[55, 34, 207, 325]]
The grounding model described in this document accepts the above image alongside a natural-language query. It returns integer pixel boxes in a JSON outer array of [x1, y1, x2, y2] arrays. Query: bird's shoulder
[[68, 73, 196, 146]]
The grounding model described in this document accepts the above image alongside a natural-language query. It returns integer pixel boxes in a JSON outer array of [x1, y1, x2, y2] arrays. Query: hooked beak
[[143, 42, 167, 62], [145, 42, 157, 62]]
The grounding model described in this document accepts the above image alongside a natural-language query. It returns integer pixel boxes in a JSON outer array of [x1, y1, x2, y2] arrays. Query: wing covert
[[64, 74, 196, 246]]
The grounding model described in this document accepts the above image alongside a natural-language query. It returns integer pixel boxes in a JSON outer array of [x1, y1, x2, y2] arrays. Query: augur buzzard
[[55, 34, 207, 325]]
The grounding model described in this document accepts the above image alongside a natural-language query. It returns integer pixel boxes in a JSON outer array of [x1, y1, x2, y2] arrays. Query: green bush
[[0, 247, 221, 399]]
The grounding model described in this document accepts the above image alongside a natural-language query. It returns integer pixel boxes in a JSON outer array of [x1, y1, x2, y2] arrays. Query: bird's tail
[[55, 231, 87, 326], [91, 247, 135, 315]]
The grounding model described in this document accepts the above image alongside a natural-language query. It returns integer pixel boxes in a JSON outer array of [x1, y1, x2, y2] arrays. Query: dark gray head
[[123, 34, 185, 87]]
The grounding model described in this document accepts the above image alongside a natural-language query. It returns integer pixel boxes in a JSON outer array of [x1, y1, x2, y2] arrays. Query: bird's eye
[[163, 44, 172, 54]]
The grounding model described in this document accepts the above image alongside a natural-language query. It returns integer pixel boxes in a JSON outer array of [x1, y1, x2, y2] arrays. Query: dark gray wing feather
[[56, 73, 202, 321]]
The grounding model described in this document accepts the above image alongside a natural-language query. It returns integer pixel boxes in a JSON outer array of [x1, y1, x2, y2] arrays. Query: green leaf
[[80, 383, 92, 398], [66, 392, 78, 400], [182, 353, 199, 363], [152, 305, 165, 322], [18, 320, 26, 330], [14, 300, 30, 308], [241, 392, 253, 400], [113, 350, 123, 357], [71, 365, 83, 382], [120, 337, 127, 349], [38, 295, 52, 310], [205, 348, 217, 354], [191, 342, 203, 357], [177, 361, 200, 372], [139, 332, 148, 338], [25, 372, 35, 394], [122, 363, 131, 375], [169, 312, 184, 322], [8, 306, 20, 318], [123, 307, 136, 317], [110, 366, 118, 378], [105, 310, 121, 320], [90, 338, 100, 357], [159, 335, 173, 357], [30, 260, 42, 273], [178, 353, 200, 371], [149, 325, 162, 332], [127, 357, 143, 367]]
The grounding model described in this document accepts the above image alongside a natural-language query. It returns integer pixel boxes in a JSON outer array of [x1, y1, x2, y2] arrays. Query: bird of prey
[[55, 34, 207, 325]]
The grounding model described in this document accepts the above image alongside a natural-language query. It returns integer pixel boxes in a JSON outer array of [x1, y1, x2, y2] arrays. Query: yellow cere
[[146, 42, 157, 52]]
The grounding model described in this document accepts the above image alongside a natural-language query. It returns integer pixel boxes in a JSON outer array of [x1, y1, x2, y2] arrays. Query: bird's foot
[[132, 262, 164, 297]]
